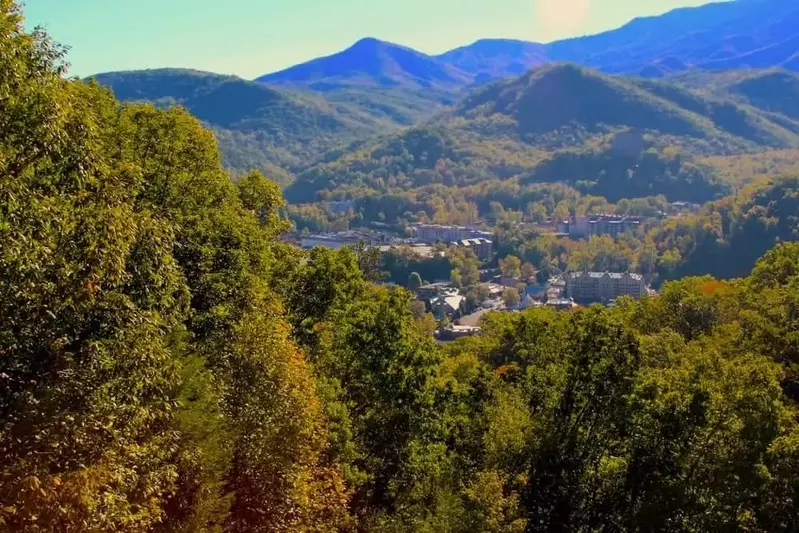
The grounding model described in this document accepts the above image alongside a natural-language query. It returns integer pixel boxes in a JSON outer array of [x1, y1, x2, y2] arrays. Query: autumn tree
[[500, 255, 522, 278]]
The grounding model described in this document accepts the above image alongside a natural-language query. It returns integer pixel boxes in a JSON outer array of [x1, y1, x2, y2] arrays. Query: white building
[[565, 272, 646, 303]]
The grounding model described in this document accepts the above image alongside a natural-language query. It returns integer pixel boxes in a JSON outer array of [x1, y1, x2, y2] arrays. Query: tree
[[355, 241, 384, 282], [410, 299, 427, 318], [0, 8, 353, 529], [502, 288, 521, 309], [527, 202, 548, 224], [451, 268, 464, 288], [500, 255, 522, 278], [521, 262, 537, 281], [224, 307, 351, 532], [554, 201, 571, 221], [0, 10, 187, 528], [408, 272, 423, 292], [323, 288, 442, 515]]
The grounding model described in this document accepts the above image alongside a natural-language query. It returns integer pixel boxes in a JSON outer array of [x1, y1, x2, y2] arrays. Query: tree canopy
[[3, 5, 799, 532]]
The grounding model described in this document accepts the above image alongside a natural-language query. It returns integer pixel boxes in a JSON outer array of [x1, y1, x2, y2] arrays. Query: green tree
[[323, 288, 442, 514], [0, 9, 187, 528], [502, 288, 521, 309], [410, 299, 427, 318], [408, 271, 423, 292], [500, 255, 522, 278], [451, 268, 464, 288]]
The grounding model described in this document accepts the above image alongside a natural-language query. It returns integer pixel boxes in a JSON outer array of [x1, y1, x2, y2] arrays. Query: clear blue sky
[[22, 0, 711, 79]]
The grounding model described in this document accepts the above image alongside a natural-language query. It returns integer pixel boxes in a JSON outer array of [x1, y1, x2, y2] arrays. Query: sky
[[22, 0, 712, 79]]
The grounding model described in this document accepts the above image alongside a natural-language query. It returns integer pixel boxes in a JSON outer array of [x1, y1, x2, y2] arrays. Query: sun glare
[[534, 0, 592, 39]]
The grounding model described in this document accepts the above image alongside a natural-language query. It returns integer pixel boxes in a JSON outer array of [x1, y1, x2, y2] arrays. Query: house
[[520, 294, 542, 310], [416, 282, 456, 301], [499, 276, 521, 288], [546, 298, 577, 311], [546, 287, 564, 301], [416, 282, 465, 319], [441, 294, 466, 317], [480, 283, 506, 300], [439, 325, 482, 341], [671, 201, 701, 214], [525, 283, 549, 301]]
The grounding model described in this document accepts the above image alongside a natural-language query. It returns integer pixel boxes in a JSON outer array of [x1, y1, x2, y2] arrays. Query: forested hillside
[[286, 64, 799, 204], [92, 68, 458, 183], [653, 175, 799, 280], [5, 3, 799, 531], [89, 0, 799, 192]]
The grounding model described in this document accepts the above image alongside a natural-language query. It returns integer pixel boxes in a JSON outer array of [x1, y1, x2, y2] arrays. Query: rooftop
[[568, 271, 644, 281], [445, 325, 482, 334]]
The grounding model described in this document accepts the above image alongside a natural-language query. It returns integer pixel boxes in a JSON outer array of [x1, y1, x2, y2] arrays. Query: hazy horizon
[[24, 0, 715, 79]]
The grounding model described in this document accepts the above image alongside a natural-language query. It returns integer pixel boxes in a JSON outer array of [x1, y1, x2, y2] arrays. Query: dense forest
[[4, 4, 799, 532], [284, 64, 799, 204]]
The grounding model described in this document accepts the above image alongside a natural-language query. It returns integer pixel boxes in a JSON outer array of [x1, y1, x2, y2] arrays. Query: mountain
[[436, 39, 548, 83], [91, 68, 417, 182], [445, 63, 799, 148], [286, 64, 799, 203], [256, 0, 798, 88], [669, 68, 799, 130], [725, 70, 799, 120], [257, 37, 472, 91], [546, 0, 799, 76]]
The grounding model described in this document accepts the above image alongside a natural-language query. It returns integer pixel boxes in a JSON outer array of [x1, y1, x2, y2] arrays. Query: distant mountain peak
[[257, 36, 470, 90], [349, 37, 386, 48], [256, 0, 796, 90]]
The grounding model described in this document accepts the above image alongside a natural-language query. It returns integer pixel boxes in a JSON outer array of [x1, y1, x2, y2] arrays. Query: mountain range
[[92, 68, 453, 183], [285, 65, 799, 202], [89, 0, 799, 193], [260, 0, 799, 89]]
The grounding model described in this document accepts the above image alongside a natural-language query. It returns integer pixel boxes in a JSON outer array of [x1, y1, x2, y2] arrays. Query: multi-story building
[[412, 224, 491, 244], [452, 238, 494, 261], [566, 272, 647, 303], [589, 215, 641, 239], [559, 215, 642, 240]]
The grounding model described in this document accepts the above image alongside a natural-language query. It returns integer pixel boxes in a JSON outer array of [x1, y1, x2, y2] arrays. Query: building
[[566, 272, 647, 304], [300, 230, 393, 250], [439, 295, 466, 317], [415, 283, 465, 319], [559, 215, 642, 240], [589, 215, 641, 239], [452, 238, 494, 261], [546, 298, 577, 312], [439, 325, 482, 341], [300, 234, 360, 250], [520, 294, 543, 310], [671, 201, 701, 214], [416, 282, 457, 301], [411, 224, 492, 244]]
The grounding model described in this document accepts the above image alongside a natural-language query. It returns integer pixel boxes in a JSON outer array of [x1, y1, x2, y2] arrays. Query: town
[[283, 220, 656, 341]]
